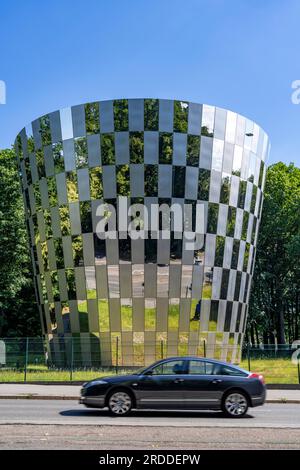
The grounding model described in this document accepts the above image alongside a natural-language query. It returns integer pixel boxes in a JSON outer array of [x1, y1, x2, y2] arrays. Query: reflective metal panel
[[16, 99, 268, 366]]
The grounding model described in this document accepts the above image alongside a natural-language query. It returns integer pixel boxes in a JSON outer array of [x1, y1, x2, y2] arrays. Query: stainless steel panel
[[32, 118, 42, 149], [144, 264, 157, 297], [132, 298, 144, 330], [82, 233, 95, 266], [214, 108, 227, 140], [62, 236, 74, 267], [96, 265, 108, 298], [77, 168, 91, 201], [209, 170, 221, 203], [144, 131, 159, 164], [188, 102, 202, 135], [75, 267, 86, 300], [128, 99, 144, 131], [158, 165, 172, 197], [99, 100, 114, 133], [217, 204, 228, 236], [169, 264, 181, 297], [102, 166, 116, 199], [223, 237, 233, 269], [29, 153, 39, 182], [87, 299, 99, 332], [49, 111, 62, 143], [115, 132, 129, 164], [40, 178, 50, 209], [159, 99, 174, 132], [71, 104, 86, 138], [173, 133, 187, 165], [63, 139, 76, 172], [120, 264, 132, 297], [69, 202, 81, 235], [87, 134, 101, 167], [199, 136, 213, 170], [185, 166, 198, 200], [130, 164, 144, 197], [58, 269, 68, 301], [60, 108, 74, 140], [56, 173, 68, 205]]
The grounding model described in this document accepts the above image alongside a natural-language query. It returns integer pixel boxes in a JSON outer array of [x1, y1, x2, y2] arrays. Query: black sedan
[[79, 357, 266, 418]]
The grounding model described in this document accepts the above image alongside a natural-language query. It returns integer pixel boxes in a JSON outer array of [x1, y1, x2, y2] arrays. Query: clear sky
[[0, 0, 299, 166]]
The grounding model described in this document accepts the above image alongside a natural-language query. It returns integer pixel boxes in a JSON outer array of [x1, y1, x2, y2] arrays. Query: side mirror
[[144, 369, 153, 376]]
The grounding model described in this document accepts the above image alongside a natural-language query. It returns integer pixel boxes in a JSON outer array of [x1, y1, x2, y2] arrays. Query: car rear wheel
[[108, 390, 132, 416], [222, 391, 248, 418]]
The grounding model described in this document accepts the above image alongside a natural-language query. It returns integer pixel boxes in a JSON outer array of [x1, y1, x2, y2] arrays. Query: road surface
[[0, 399, 300, 427], [0, 400, 300, 449]]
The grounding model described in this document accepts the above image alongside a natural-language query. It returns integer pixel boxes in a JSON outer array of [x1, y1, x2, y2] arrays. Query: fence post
[[160, 340, 164, 359], [115, 336, 119, 375], [24, 337, 29, 383], [70, 337, 73, 382], [247, 343, 251, 371], [203, 339, 206, 358]]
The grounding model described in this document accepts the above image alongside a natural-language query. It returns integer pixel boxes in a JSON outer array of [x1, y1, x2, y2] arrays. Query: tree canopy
[[247, 162, 300, 345], [0, 148, 40, 336]]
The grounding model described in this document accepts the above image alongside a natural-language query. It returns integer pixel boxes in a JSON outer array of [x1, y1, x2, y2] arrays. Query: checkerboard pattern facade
[[15, 99, 269, 366]]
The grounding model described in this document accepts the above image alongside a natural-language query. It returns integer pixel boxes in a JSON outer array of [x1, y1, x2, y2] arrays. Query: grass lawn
[[0, 358, 299, 384], [239, 358, 300, 384]]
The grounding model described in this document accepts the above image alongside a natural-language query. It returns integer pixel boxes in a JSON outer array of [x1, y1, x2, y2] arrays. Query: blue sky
[[0, 0, 299, 166]]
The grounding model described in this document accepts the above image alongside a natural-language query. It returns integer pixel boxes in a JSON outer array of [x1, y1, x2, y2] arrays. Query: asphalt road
[[0, 400, 300, 449], [1, 424, 300, 449], [0, 400, 300, 428]]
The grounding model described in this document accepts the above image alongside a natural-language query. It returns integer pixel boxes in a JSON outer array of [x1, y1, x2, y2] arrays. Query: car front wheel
[[108, 390, 133, 416], [222, 391, 248, 418]]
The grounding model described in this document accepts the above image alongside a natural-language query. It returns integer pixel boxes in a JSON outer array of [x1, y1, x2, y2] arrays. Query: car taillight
[[248, 372, 265, 384]]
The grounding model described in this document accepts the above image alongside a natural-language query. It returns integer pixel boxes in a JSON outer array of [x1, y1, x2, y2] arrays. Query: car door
[[135, 359, 189, 408], [208, 364, 250, 396], [183, 359, 223, 408]]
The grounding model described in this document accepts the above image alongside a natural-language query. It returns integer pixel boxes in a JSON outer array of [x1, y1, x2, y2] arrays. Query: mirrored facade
[[15, 99, 269, 365]]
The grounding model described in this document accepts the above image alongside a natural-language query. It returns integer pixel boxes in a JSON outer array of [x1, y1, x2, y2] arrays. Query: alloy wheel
[[108, 391, 132, 415], [224, 392, 248, 417]]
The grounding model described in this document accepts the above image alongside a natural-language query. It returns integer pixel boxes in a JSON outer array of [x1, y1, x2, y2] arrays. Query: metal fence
[[0, 337, 299, 384]]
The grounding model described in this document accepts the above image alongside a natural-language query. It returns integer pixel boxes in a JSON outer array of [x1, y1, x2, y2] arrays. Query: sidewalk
[[0, 384, 80, 400], [0, 384, 299, 403]]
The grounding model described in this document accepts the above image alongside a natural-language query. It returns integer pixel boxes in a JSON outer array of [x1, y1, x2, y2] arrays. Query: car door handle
[[173, 378, 185, 383], [211, 379, 223, 384]]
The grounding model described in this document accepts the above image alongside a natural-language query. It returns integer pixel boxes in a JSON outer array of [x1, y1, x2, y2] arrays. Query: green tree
[[0, 148, 40, 336], [248, 162, 300, 345]]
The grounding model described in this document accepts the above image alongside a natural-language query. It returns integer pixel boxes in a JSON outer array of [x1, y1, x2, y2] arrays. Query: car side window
[[213, 365, 248, 377], [188, 360, 214, 375], [151, 360, 186, 375]]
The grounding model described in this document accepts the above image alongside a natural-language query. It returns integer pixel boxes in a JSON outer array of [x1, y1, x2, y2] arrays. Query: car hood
[[86, 374, 139, 385]]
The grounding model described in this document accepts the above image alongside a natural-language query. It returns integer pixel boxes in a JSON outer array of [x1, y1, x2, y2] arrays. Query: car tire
[[222, 390, 249, 418], [108, 390, 133, 416]]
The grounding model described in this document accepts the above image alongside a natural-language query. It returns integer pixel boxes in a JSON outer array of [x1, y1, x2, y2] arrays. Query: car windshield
[[134, 365, 152, 375], [134, 360, 170, 375]]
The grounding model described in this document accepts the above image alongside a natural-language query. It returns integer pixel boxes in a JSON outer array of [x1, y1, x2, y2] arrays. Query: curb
[[0, 395, 300, 404], [266, 399, 300, 404]]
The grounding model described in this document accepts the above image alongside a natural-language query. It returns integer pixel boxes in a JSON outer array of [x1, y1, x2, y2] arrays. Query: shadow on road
[[60, 408, 254, 419]]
